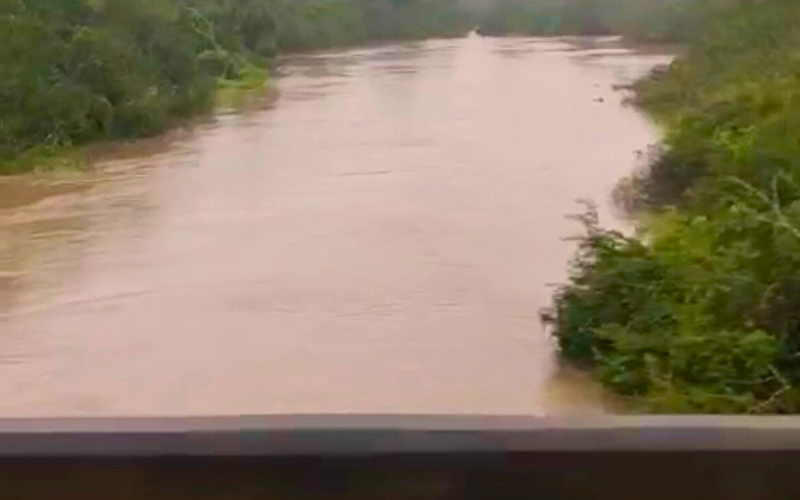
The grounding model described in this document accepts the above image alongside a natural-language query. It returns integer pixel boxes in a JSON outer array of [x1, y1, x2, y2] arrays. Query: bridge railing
[[0, 415, 798, 499]]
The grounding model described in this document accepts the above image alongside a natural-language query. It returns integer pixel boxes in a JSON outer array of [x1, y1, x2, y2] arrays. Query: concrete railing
[[0, 415, 799, 499]]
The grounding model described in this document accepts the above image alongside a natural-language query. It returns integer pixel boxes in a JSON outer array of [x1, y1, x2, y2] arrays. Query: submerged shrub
[[550, 0, 800, 413], [553, 175, 800, 412]]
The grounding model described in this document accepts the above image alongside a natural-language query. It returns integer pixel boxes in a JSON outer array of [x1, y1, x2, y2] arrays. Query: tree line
[[1, 0, 744, 173], [475, 0, 739, 43]]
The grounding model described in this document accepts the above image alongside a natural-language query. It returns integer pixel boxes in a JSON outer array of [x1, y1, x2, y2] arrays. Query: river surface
[[0, 36, 672, 416]]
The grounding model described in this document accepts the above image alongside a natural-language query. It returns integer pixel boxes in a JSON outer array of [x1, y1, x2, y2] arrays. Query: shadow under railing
[[0, 414, 798, 499]]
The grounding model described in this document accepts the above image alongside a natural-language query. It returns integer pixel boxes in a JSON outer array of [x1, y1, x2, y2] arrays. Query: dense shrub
[[0, 0, 222, 164], [553, 197, 800, 412], [552, 0, 800, 413], [0, 0, 472, 172], [634, 0, 800, 209]]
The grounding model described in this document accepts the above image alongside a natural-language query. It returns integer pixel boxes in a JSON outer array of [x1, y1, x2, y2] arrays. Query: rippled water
[[0, 35, 672, 416]]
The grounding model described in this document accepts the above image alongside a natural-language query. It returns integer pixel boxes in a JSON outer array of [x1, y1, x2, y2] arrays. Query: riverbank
[[0, 0, 472, 175], [0, 66, 274, 177], [0, 37, 664, 416], [550, 0, 800, 413]]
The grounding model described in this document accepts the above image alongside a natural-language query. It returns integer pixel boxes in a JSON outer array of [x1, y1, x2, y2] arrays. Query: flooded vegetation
[[551, 0, 800, 413], [0, 0, 471, 172], [5, 0, 795, 417], [0, 36, 668, 416]]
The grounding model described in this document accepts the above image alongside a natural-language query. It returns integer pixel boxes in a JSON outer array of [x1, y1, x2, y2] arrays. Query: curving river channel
[[0, 35, 673, 416]]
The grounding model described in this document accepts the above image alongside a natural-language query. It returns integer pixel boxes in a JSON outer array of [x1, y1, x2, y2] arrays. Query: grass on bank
[[215, 64, 270, 108]]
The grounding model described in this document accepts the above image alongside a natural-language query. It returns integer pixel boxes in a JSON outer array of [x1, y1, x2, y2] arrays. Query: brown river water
[[0, 35, 673, 417]]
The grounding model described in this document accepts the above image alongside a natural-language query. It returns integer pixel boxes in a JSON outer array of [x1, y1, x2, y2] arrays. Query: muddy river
[[0, 35, 672, 416]]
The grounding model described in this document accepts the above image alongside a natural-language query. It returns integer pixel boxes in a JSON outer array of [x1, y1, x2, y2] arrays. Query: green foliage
[[215, 63, 269, 108], [0, 0, 216, 166], [476, 0, 731, 42], [553, 199, 800, 412], [635, 0, 800, 209], [272, 0, 369, 50], [273, 0, 471, 51], [0, 0, 472, 173], [552, 0, 800, 413]]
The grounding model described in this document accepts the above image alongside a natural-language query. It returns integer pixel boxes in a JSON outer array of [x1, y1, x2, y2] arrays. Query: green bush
[[553, 198, 800, 412], [0, 0, 473, 172], [552, 0, 800, 413], [634, 0, 800, 209], [0, 0, 214, 162]]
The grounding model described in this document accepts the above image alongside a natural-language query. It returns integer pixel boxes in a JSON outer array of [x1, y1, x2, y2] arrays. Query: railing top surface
[[0, 415, 799, 457]]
